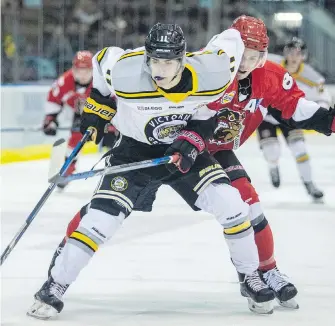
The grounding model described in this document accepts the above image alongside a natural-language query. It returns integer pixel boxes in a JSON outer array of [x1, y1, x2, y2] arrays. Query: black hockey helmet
[[145, 23, 186, 60], [284, 37, 308, 58]]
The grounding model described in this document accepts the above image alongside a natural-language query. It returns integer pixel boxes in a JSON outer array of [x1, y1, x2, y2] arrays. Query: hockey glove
[[165, 130, 205, 173], [43, 114, 59, 136], [80, 96, 117, 144], [331, 106, 335, 132]]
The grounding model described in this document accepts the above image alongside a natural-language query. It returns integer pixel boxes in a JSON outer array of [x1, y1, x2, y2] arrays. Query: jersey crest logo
[[111, 176, 128, 192], [210, 108, 245, 145], [145, 113, 192, 145], [221, 91, 236, 104], [244, 98, 263, 113]]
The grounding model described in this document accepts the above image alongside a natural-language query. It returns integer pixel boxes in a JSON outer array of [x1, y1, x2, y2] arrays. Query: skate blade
[[277, 298, 299, 309], [312, 197, 324, 204], [247, 298, 274, 315], [27, 299, 58, 320]]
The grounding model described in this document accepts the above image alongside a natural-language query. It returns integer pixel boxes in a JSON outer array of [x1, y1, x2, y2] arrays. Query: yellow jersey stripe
[[118, 50, 145, 62], [224, 220, 251, 235], [293, 75, 319, 88], [186, 50, 213, 57], [97, 47, 108, 63], [70, 231, 99, 252], [192, 80, 230, 96], [115, 90, 162, 99]]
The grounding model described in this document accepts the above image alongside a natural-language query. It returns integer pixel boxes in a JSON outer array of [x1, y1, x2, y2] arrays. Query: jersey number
[[282, 72, 294, 90], [244, 99, 262, 113]]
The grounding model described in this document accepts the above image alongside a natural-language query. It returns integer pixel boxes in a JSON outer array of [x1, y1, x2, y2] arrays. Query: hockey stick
[[0, 126, 71, 133], [0, 129, 92, 266], [50, 155, 179, 184]]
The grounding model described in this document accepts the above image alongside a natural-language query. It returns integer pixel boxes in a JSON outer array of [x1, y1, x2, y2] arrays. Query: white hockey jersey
[[268, 53, 332, 107], [92, 29, 244, 145]]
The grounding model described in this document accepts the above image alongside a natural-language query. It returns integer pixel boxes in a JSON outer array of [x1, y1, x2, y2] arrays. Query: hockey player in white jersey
[[27, 23, 275, 320], [258, 37, 332, 201]]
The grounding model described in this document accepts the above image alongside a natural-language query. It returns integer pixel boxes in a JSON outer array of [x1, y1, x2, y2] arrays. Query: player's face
[[237, 48, 262, 80], [285, 48, 304, 66], [149, 58, 182, 89], [73, 67, 93, 84]]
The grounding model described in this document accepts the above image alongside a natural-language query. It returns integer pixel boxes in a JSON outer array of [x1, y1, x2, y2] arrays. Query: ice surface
[[1, 134, 334, 325]]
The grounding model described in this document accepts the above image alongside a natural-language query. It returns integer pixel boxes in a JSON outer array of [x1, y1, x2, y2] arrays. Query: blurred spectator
[[325, 0, 335, 15], [66, 0, 103, 50], [44, 25, 74, 73], [2, 0, 334, 83]]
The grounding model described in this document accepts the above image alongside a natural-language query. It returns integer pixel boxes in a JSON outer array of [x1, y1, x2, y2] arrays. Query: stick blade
[[48, 138, 67, 182]]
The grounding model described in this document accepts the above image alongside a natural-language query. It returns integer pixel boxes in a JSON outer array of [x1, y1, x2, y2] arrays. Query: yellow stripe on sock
[[296, 154, 309, 163], [224, 220, 251, 235], [70, 231, 98, 252]]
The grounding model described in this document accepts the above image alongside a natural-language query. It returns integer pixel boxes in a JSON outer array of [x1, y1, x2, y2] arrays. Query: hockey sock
[[254, 223, 276, 272], [288, 139, 312, 183]]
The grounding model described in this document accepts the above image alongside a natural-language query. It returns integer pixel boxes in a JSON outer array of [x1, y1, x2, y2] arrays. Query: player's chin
[[76, 77, 91, 84], [155, 79, 169, 88], [155, 79, 165, 85]]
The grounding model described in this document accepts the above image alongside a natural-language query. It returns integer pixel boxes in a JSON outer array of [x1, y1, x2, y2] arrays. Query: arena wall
[[1, 85, 335, 164]]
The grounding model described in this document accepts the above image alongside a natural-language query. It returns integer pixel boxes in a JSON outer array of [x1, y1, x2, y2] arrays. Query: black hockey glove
[[43, 114, 59, 136], [165, 130, 206, 173], [80, 96, 117, 144]]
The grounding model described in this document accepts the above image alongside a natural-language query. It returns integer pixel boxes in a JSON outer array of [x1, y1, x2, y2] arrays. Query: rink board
[[1, 84, 334, 164]]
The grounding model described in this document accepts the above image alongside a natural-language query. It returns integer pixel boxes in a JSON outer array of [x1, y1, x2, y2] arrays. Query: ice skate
[[27, 276, 68, 320], [304, 181, 324, 203], [262, 267, 299, 309], [239, 270, 275, 314], [270, 166, 280, 188]]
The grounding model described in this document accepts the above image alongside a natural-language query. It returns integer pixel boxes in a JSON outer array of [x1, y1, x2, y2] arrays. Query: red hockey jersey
[[45, 69, 92, 116], [207, 60, 306, 153]]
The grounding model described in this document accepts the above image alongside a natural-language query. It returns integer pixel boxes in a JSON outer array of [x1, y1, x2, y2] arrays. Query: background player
[[258, 38, 333, 200], [42, 50, 93, 189]]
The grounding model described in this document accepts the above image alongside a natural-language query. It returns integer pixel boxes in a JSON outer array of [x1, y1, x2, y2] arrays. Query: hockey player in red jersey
[[205, 15, 334, 309], [42, 51, 93, 188]]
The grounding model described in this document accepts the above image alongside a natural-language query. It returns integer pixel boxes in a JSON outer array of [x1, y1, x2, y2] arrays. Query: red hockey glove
[[43, 114, 59, 136]]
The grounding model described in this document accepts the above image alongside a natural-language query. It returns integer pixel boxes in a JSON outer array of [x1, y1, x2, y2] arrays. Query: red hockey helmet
[[231, 15, 269, 52], [72, 51, 93, 69]]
